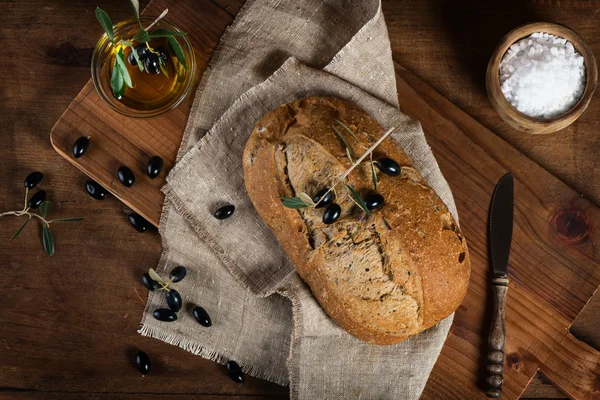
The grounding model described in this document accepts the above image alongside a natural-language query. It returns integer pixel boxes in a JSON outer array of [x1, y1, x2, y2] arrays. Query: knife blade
[[489, 173, 514, 277], [485, 173, 514, 399]]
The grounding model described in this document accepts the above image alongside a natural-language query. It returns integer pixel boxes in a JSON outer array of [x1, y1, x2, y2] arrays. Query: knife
[[485, 173, 514, 399]]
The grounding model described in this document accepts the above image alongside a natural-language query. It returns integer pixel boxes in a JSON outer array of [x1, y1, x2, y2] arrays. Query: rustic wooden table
[[1, 0, 598, 398]]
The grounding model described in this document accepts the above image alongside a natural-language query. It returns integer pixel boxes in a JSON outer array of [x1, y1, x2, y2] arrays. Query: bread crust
[[243, 97, 470, 345]]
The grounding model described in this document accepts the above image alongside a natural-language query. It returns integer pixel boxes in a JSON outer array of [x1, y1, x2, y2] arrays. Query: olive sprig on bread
[[243, 97, 470, 344], [278, 122, 397, 224]]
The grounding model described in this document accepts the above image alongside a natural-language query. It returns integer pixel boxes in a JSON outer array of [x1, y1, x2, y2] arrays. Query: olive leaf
[[118, 40, 144, 71], [167, 36, 187, 70], [370, 154, 378, 193], [158, 57, 169, 78], [332, 124, 356, 160], [39, 200, 52, 218], [128, 0, 140, 21], [278, 192, 315, 209], [11, 216, 31, 241], [111, 58, 125, 98], [345, 148, 354, 164], [42, 224, 55, 256], [149, 29, 186, 38], [129, 45, 145, 71], [334, 119, 362, 144], [52, 217, 85, 222], [279, 198, 311, 209], [346, 184, 371, 216], [148, 268, 166, 284], [95, 7, 115, 43], [115, 48, 133, 88], [133, 28, 150, 43], [298, 192, 316, 206]]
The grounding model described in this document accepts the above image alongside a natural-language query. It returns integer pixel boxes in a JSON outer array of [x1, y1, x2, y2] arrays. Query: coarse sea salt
[[499, 32, 586, 119]]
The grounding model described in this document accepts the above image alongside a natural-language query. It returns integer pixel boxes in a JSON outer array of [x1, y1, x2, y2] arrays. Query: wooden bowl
[[486, 22, 597, 134]]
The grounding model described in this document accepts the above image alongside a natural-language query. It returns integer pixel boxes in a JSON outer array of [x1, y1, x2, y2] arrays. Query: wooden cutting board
[[50, 0, 600, 398], [49, 0, 238, 226], [394, 62, 600, 399]]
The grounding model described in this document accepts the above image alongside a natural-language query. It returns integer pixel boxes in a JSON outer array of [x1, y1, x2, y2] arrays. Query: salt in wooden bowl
[[486, 22, 597, 134]]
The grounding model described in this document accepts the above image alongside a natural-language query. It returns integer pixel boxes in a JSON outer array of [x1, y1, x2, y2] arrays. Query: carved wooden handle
[[486, 276, 508, 398]]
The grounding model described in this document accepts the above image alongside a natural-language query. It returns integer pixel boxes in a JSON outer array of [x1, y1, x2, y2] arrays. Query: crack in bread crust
[[283, 134, 422, 333], [242, 96, 471, 345]]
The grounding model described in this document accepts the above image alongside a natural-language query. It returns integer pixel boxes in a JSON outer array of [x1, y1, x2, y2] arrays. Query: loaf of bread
[[243, 97, 470, 345]]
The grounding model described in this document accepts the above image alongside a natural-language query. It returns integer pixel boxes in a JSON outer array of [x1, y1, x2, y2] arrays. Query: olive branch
[[95, 1, 187, 98], [279, 125, 394, 210], [1, 173, 84, 256], [148, 268, 175, 292]]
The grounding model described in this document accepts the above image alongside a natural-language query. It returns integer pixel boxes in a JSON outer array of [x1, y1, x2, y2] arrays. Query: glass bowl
[[91, 16, 196, 118]]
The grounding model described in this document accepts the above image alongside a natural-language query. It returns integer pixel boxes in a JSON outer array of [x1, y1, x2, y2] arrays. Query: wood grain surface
[[394, 62, 600, 399], [49, 0, 239, 227], [2, 0, 599, 399]]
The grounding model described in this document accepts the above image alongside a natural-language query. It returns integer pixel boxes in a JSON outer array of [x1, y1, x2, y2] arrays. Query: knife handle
[[485, 276, 508, 398]]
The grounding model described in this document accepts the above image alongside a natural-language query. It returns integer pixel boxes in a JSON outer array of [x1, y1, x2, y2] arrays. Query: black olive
[[73, 136, 90, 158], [376, 158, 401, 176], [214, 205, 235, 220], [128, 213, 150, 233], [24, 172, 43, 189], [28, 190, 46, 209], [169, 266, 187, 283], [157, 47, 169, 62], [142, 273, 159, 291], [365, 193, 385, 211], [128, 44, 149, 66], [192, 306, 212, 327], [166, 289, 182, 312], [135, 350, 151, 375], [226, 360, 244, 383], [153, 308, 177, 322], [144, 54, 160, 74], [85, 180, 108, 200], [313, 188, 334, 208], [146, 156, 163, 179], [117, 166, 135, 187], [322, 203, 341, 224]]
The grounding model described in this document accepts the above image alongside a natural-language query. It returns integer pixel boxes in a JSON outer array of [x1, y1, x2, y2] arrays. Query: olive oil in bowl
[[112, 38, 186, 110], [92, 17, 196, 118]]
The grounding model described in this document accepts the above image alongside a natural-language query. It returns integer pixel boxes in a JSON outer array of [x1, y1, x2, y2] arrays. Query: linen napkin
[[139, 0, 459, 398]]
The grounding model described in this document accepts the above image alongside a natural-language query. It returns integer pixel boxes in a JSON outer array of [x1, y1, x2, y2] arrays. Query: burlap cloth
[[139, 0, 459, 398]]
